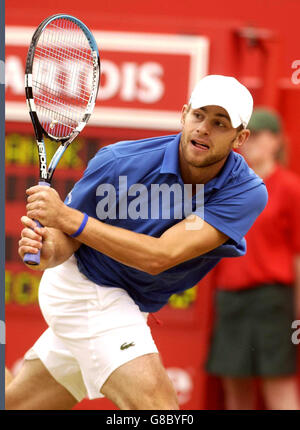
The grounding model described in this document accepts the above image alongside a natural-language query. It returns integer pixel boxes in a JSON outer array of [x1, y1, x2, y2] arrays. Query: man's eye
[[215, 121, 226, 127]]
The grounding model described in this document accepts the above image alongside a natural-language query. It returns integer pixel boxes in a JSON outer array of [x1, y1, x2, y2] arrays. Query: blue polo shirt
[[65, 133, 268, 312]]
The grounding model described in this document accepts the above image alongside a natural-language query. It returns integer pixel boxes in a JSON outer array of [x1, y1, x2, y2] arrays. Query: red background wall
[[5, 0, 300, 410], [6, 0, 300, 174]]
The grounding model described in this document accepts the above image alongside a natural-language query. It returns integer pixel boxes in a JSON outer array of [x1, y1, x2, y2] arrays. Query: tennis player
[[7, 75, 268, 410]]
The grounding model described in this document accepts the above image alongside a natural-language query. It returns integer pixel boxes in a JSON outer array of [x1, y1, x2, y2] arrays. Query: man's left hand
[[26, 185, 67, 229]]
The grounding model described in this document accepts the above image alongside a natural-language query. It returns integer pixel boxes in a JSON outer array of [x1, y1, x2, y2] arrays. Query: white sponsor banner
[[6, 26, 209, 130]]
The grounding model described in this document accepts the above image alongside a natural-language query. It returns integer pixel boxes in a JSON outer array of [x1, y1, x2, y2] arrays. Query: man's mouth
[[191, 140, 210, 151]]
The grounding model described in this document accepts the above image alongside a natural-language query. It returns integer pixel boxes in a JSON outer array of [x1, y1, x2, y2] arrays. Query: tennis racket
[[23, 14, 100, 265]]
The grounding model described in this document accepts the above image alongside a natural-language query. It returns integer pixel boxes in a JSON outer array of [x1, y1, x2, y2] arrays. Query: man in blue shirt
[[7, 75, 267, 410]]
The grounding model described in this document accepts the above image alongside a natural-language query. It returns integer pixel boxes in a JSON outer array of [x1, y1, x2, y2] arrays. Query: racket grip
[[23, 181, 50, 266]]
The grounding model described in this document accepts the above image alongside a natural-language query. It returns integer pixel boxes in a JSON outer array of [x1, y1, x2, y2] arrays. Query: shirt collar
[[160, 133, 182, 178], [160, 133, 237, 190], [205, 151, 236, 192]]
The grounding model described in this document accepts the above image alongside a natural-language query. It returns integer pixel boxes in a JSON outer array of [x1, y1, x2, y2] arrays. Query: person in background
[[205, 108, 300, 410]]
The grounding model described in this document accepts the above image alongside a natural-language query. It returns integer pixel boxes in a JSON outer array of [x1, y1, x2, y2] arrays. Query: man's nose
[[196, 119, 210, 135]]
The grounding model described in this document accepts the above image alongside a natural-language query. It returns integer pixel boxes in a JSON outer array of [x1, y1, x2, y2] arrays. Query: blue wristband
[[70, 213, 89, 238]]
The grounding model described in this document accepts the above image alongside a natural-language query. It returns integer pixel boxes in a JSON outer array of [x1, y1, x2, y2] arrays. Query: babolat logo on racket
[[37, 141, 47, 179]]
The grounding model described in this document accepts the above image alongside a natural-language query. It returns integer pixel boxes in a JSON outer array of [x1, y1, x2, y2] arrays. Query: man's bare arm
[[72, 212, 228, 275], [25, 186, 229, 274]]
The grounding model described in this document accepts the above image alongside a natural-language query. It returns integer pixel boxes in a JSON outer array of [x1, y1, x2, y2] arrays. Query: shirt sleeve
[[64, 145, 117, 216], [198, 180, 268, 245]]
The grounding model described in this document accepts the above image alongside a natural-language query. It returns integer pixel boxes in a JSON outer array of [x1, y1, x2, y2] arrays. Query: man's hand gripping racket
[[23, 14, 100, 265]]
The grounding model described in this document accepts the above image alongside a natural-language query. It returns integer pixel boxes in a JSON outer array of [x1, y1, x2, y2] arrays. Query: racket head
[[25, 14, 100, 143]]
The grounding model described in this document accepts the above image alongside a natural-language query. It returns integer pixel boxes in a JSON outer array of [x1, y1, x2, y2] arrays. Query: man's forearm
[[57, 207, 170, 275], [47, 228, 80, 268], [56, 206, 227, 275], [25, 185, 227, 274]]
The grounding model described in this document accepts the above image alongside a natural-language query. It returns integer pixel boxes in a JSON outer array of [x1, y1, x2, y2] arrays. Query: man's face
[[180, 104, 245, 168]]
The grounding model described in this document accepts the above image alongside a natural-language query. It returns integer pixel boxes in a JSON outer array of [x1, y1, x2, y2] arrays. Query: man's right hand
[[18, 216, 55, 270]]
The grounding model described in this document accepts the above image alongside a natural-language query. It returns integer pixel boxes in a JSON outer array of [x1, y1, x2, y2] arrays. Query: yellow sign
[[6, 270, 41, 305], [5, 133, 84, 169]]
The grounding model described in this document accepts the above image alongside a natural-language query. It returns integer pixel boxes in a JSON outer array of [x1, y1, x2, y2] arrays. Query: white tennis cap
[[189, 75, 253, 128]]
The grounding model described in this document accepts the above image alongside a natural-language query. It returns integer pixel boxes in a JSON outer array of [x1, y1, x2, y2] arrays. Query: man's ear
[[233, 129, 250, 149], [181, 104, 189, 126]]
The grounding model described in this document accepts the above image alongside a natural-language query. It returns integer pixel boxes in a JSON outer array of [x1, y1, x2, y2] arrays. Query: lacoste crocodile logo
[[120, 342, 135, 350]]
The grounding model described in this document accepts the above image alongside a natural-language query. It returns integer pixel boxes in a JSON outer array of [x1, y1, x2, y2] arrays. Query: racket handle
[[23, 181, 50, 266]]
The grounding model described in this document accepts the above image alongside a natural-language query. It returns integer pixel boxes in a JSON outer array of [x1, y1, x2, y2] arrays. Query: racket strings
[[37, 105, 77, 133], [38, 25, 94, 63], [34, 38, 93, 75], [32, 17, 95, 138], [35, 24, 93, 98], [34, 91, 89, 127], [34, 46, 93, 91], [34, 79, 90, 107]]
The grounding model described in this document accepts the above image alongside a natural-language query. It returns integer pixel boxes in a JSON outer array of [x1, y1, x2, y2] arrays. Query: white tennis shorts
[[25, 255, 158, 401]]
